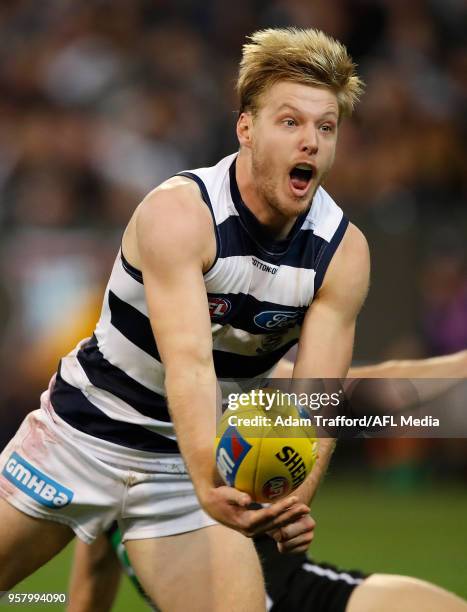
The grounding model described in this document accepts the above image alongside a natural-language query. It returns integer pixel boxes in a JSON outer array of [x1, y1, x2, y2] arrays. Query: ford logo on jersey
[[254, 310, 302, 330], [2, 452, 74, 508]]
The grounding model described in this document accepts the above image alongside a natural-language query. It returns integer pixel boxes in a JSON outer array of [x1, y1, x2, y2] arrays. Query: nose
[[300, 127, 318, 155]]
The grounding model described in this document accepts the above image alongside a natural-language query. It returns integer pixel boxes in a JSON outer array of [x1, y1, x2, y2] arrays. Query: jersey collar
[[229, 156, 310, 255]]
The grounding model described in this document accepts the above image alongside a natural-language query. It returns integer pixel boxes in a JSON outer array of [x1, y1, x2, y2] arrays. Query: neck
[[235, 149, 297, 240]]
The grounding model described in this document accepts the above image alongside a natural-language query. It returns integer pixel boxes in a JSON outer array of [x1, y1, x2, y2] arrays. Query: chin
[[277, 199, 310, 218], [267, 186, 311, 218], [287, 191, 312, 212]]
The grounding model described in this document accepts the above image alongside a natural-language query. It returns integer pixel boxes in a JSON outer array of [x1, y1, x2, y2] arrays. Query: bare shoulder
[[326, 221, 370, 281], [141, 175, 206, 214], [123, 176, 216, 272], [318, 221, 370, 316], [137, 176, 212, 241], [338, 222, 370, 265]]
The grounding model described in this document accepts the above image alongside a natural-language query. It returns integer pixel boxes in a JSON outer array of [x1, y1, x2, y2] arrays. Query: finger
[[246, 503, 310, 534], [262, 495, 299, 515], [271, 515, 315, 543], [277, 531, 314, 554], [219, 486, 252, 507], [246, 502, 306, 530], [263, 496, 308, 520], [278, 541, 310, 554], [275, 495, 299, 508], [259, 504, 310, 532], [240, 496, 297, 527]]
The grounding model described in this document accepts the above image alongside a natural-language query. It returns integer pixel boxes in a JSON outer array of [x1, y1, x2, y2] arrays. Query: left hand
[[268, 512, 316, 554]]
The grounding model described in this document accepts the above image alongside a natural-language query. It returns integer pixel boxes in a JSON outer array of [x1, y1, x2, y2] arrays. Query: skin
[[236, 81, 340, 238], [67, 531, 121, 612], [0, 498, 74, 590]]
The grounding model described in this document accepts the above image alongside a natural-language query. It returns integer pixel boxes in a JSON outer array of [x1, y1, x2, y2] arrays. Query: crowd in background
[[0, 0, 465, 477]]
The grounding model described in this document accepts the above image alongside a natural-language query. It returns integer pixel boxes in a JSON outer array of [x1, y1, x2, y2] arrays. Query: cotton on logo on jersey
[[208, 297, 231, 319], [251, 257, 278, 275], [2, 452, 74, 508]]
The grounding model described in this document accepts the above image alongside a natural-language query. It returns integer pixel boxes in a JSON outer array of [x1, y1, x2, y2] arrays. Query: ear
[[236, 112, 254, 149]]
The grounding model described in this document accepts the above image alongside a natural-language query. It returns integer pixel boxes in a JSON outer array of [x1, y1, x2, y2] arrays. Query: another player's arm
[[136, 183, 309, 536], [345, 350, 467, 420], [276, 352, 466, 434], [292, 222, 370, 505], [349, 350, 467, 378], [274, 350, 467, 380]]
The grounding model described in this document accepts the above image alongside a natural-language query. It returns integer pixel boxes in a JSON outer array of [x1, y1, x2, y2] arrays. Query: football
[[215, 389, 318, 502]]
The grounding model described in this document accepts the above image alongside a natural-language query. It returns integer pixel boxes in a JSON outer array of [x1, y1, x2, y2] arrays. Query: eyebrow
[[319, 110, 339, 120], [275, 104, 338, 120], [276, 103, 302, 114]]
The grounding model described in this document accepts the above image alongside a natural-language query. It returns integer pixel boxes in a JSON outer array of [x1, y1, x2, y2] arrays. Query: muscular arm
[[292, 223, 370, 505], [268, 223, 369, 553], [271, 225, 370, 552], [136, 181, 310, 536], [136, 182, 219, 495]]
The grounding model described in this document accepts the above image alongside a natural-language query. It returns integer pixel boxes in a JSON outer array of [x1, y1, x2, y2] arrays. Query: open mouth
[[289, 163, 314, 195]]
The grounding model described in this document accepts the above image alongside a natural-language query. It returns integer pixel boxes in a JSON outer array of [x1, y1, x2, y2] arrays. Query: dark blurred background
[[2, 0, 466, 451], [0, 0, 466, 604]]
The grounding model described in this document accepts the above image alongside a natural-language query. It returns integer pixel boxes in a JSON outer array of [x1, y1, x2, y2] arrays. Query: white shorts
[[0, 388, 216, 544]]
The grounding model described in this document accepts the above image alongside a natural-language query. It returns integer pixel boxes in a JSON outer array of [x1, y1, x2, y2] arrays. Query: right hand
[[199, 485, 310, 538], [268, 512, 316, 554]]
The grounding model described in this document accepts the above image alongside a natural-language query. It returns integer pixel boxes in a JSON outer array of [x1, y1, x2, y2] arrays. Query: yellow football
[[215, 389, 318, 502]]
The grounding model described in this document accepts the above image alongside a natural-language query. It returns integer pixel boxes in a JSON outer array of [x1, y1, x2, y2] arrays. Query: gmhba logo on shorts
[[254, 310, 302, 330], [2, 452, 74, 508]]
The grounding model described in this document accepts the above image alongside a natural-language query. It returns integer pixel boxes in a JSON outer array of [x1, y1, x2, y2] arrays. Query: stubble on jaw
[[251, 149, 282, 212], [252, 156, 316, 220]]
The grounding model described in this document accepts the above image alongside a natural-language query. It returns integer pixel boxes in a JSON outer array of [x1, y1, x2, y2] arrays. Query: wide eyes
[[280, 118, 336, 133]]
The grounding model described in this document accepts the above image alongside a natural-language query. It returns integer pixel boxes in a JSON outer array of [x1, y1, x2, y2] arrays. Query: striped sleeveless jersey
[[51, 153, 348, 457]]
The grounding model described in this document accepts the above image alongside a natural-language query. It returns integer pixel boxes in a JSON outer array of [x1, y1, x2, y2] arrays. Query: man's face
[[240, 81, 339, 218]]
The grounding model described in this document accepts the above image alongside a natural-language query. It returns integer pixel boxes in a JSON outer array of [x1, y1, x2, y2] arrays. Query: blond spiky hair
[[237, 28, 364, 119]]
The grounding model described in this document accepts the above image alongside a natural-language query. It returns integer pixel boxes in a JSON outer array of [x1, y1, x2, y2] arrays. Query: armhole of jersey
[[120, 247, 144, 284], [313, 215, 349, 294], [177, 171, 221, 274]]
